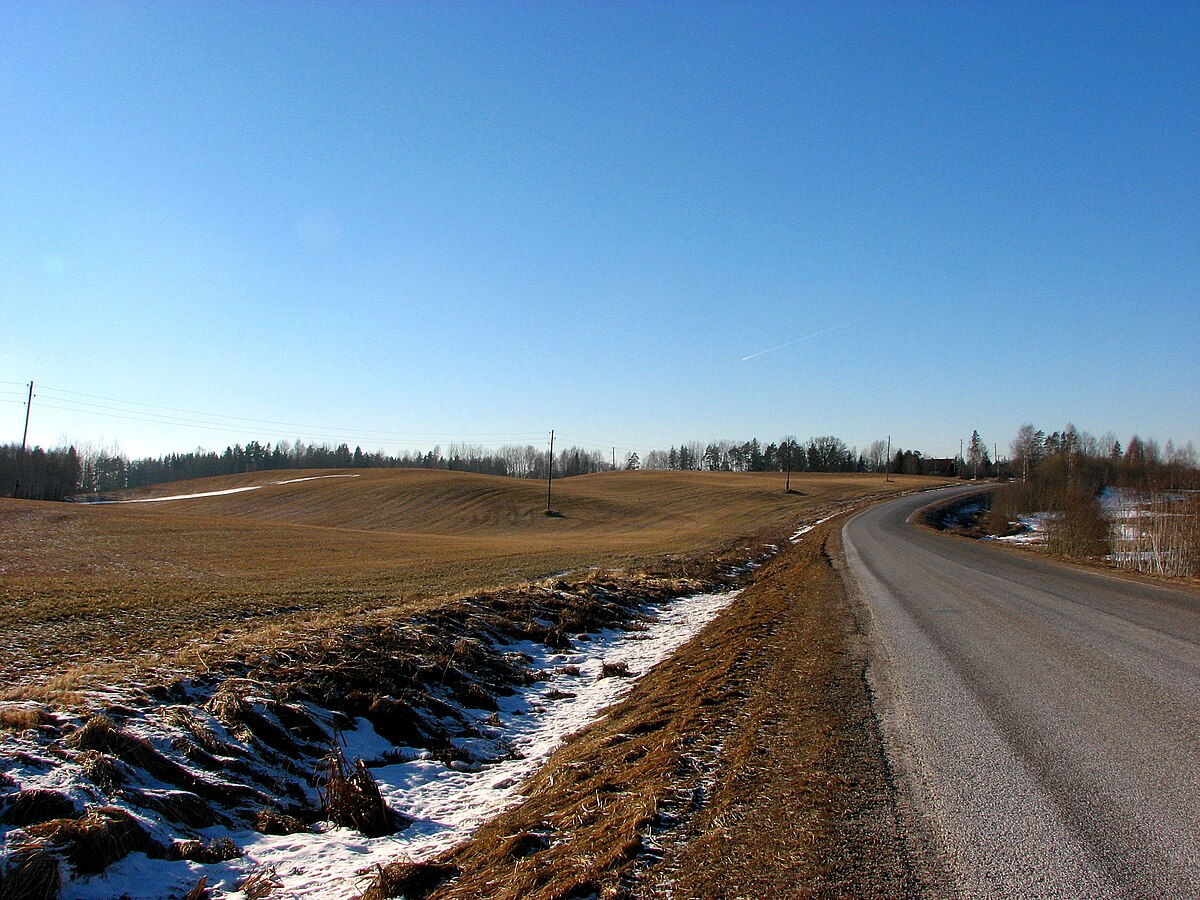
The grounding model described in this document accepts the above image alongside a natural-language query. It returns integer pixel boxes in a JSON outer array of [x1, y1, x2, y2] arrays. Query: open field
[[0, 469, 945, 695], [0, 470, 947, 898]]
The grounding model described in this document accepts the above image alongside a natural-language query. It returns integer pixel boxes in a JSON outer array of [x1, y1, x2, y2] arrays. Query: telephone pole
[[784, 439, 792, 492], [885, 435, 891, 482], [545, 429, 555, 514], [13, 381, 33, 499]]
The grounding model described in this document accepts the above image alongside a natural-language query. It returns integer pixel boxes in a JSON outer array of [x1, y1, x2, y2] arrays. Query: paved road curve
[[843, 487, 1200, 899]]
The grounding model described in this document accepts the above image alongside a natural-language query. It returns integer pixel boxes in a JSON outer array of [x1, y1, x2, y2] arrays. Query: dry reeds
[[599, 662, 632, 680], [356, 861, 460, 900], [24, 806, 163, 875], [0, 841, 61, 900], [174, 837, 240, 863], [0, 704, 54, 734], [253, 807, 308, 835], [317, 748, 401, 838], [239, 867, 285, 900]]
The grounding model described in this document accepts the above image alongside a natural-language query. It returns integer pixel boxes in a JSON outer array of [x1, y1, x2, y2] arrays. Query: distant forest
[[3, 426, 1195, 502], [2, 434, 924, 501]]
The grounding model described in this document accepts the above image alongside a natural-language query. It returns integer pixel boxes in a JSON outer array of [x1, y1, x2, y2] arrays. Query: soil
[[385, 515, 916, 900]]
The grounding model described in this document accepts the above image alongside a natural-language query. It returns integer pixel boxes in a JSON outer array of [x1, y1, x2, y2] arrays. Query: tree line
[[0, 439, 620, 500], [3, 432, 884, 499], [6, 424, 1194, 504]]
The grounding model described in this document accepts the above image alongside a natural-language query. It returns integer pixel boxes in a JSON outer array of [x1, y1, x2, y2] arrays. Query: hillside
[[1, 469, 944, 695]]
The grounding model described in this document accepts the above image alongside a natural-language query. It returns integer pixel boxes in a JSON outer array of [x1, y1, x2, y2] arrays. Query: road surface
[[843, 487, 1200, 899]]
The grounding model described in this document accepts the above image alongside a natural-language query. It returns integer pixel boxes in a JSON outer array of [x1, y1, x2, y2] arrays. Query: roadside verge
[[382, 513, 916, 900]]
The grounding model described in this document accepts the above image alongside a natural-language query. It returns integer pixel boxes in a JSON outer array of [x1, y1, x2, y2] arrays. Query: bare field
[[0, 469, 944, 694]]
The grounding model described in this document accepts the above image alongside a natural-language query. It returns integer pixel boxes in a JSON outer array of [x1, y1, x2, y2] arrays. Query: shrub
[[1046, 490, 1110, 559], [317, 748, 403, 838]]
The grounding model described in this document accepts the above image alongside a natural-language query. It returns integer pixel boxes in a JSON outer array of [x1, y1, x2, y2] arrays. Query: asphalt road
[[843, 486, 1200, 899]]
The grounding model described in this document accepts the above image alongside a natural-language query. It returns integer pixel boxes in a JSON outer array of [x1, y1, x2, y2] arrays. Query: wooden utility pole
[[885, 434, 891, 482], [785, 439, 792, 492], [12, 381, 33, 499], [612, 447, 616, 470], [545, 429, 555, 514]]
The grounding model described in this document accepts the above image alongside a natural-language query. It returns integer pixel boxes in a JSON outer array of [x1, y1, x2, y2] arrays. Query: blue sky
[[3, 2, 1197, 461]]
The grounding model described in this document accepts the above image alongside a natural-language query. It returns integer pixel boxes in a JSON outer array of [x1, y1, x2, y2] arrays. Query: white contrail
[[741, 321, 852, 361]]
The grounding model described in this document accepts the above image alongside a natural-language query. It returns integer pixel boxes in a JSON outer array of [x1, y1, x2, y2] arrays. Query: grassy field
[[0, 468, 945, 696]]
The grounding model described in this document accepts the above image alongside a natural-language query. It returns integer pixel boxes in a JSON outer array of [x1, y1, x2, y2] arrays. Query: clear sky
[[3, 2, 1197, 462]]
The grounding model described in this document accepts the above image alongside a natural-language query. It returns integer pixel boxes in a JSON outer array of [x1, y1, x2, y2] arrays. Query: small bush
[[1046, 490, 1110, 559], [317, 749, 404, 838]]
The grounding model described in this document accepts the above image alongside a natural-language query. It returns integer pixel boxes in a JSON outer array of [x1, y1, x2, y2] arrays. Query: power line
[[29, 399, 549, 451], [36, 384, 545, 439]]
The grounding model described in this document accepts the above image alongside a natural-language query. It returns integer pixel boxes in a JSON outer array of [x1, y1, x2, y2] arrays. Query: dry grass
[[0, 469, 945, 697], [316, 747, 401, 838], [365, 516, 913, 900], [0, 704, 55, 734]]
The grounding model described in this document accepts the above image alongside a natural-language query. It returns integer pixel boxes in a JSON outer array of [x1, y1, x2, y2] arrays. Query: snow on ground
[[57, 589, 739, 900], [991, 512, 1052, 545], [14, 511, 841, 899], [109, 474, 361, 504], [790, 513, 836, 542]]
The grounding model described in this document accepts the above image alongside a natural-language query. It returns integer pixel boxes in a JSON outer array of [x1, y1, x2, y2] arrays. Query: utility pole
[[885, 435, 891, 482], [545, 429, 555, 514], [785, 439, 792, 492], [994, 443, 998, 480], [960, 438, 964, 478], [612, 447, 616, 471], [13, 381, 33, 499]]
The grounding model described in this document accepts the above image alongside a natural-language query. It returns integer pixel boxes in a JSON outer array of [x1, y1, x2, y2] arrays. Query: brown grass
[[23, 807, 164, 876], [0, 841, 61, 900], [0, 469, 946, 697], [354, 516, 912, 900], [0, 704, 55, 733]]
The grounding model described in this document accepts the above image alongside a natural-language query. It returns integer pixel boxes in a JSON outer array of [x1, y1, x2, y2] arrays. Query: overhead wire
[[36, 384, 545, 439], [18, 383, 677, 458]]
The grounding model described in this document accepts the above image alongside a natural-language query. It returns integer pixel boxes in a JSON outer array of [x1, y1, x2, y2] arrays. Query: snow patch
[[35, 589, 737, 900], [113, 474, 361, 504]]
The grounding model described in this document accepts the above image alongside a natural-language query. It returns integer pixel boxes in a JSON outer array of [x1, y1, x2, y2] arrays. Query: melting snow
[[790, 514, 835, 542], [25, 512, 842, 899], [991, 512, 1052, 545], [55, 589, 739, 900], [111, 474, 361, 504]]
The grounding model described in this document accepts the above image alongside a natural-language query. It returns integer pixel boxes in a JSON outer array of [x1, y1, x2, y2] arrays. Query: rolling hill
[[1, 469, 946, 695]]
